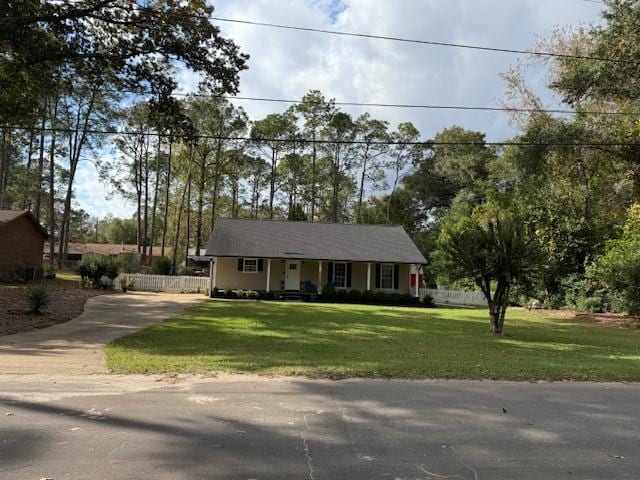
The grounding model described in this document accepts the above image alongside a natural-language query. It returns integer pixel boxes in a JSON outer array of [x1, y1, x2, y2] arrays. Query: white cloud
[[74, 158, 135, 219], [77, 0, 603, 217], [211, 0, 601, 139]]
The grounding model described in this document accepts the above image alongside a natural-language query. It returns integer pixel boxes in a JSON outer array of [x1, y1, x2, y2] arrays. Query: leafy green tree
[[295, 90, 336, 221], [353, 113, 389, 223], [591, 203, 640, 314], [437, 203, 539, 335], [321, 112, 357, 222], [251, 111, 298, 219]]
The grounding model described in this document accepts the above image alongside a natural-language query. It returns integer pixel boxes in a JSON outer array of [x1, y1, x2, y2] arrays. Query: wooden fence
[[420, 288, 488, 307], [116, 274, 209, 293]]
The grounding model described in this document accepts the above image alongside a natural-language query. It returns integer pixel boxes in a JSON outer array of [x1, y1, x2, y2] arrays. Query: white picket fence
[[116, 274, 209, 293], [420, 288, 488, 307]]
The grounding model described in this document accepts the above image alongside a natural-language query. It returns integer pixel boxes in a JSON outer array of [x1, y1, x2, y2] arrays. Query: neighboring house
[[44, 243, 173, 265], [0, 210, 48, 279], [205, 218, 427, 296]]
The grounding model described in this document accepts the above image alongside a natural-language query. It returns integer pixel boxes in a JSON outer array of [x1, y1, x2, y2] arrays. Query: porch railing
[[116, 273, 209, 293]]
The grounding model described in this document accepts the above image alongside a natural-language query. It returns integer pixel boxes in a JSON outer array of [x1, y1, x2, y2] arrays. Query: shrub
[[76, 256, 118, 289], [26, 285, 48, 313], [177, 266, 197, 276], [153, 256, 173, 275], [45, 264, 57, 279], [317, 289, 428, 307], [422, 293, 435, 307]]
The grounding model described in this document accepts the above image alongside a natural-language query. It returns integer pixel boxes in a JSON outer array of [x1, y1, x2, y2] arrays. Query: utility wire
[[209, 17, 634, 66], [3, 125, 639, 147], [116, 89, 637, 117]]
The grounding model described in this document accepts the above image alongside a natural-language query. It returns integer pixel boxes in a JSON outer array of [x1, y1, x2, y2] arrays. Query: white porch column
[[266, 258, 272, 292], [367, 262, 372, 291], [210, 257, 218, 295], [318, 261, 323, 293], [414, 264, 420, 298]]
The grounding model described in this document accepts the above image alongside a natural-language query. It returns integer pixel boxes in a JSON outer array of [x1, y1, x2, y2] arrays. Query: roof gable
[[0, 210, 48, 238], [205, 218, 427, 264]]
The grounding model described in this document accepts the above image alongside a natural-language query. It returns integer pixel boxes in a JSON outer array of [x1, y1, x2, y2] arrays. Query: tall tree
[[251, 111, 297, 219], [354, 113, 389, 223], [295, 91, 335, 221]]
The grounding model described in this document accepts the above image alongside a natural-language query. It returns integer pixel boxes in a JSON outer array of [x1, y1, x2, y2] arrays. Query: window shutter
[[328, 262, 334, 285], [393, 264, 400, 290], [238, 258, 243, 271], [375, 263, 381, 289], [346, 263, 352, 288], [258, 259, 264, 271]]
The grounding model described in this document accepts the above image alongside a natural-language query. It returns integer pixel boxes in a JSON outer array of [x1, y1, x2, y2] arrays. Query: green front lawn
[[105, 301, 640, 380]]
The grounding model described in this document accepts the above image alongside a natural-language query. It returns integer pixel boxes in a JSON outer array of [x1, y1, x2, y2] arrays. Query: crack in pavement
[[301, 414, 316, 480], [450, 446, 479, 480], [418, 464, 466, 479]]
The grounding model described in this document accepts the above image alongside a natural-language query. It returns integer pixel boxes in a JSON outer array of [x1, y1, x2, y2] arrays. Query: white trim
[[332, 261, 348, 289], [242, 258, 259, 273], [366, 262, 371, 291], [318, 261, 323, 293], [266, 258, 272, 292], [380, 263, 395, 290], [211, 257, 218, 290]]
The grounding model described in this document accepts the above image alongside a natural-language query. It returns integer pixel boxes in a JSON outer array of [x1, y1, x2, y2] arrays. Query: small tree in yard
[[438, 204, 539, 335], [26, 286, 49, 314]]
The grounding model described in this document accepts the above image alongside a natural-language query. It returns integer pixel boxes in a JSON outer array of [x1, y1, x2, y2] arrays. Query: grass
[[105, 301, 640, 381]]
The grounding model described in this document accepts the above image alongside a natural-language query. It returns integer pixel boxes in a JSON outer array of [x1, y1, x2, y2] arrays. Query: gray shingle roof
[[205, 218, 427, 264]]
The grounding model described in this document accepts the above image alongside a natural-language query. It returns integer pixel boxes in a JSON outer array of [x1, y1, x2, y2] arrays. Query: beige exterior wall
[[0, 216, 46, 275], [212, 257, 413, 294]]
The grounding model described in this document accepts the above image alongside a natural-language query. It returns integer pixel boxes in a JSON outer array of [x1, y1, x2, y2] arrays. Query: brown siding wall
[[0, 217, 46, 274]]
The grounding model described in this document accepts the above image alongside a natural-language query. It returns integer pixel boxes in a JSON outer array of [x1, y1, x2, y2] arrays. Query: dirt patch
[[0, 281, 113, 336], [531, 308, 640, 330]]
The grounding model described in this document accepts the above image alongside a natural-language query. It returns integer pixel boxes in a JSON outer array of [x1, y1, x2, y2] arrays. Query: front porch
[[209, 257, 422, 297]]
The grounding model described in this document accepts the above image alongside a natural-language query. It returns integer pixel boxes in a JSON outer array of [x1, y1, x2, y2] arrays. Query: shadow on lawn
[[107, 301, 640, 379]]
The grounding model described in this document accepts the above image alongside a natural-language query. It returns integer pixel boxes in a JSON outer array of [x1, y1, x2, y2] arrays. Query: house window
[[243, 258, 258, 273], [380, 263, 394, 289], [289, 263, 298, 271], [333, 262, 347, 288]]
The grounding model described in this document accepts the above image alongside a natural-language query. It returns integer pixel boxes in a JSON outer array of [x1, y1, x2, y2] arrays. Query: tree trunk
[[331, 144, 341, 223], [0, 128, 7, 209], [184, 152, 193, 267], [269, 148, 276, 220], [172, 142, 194, 271], [34, 107, 47, 221], [357, 146, 369, 223], [47, 97, 58, 268], [141, 133, 150, 264], [310, 132, 317, 222], [194, 156, 206, 256], [161, 135, 172, 257], [58, 93, 95, 268], [23, 129, 36, 210], [135, 138, 142, 253], [148, 137, 162, 266]]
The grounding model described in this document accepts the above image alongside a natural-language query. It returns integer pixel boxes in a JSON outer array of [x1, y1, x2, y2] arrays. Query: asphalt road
[[1, 375, 638, 480]]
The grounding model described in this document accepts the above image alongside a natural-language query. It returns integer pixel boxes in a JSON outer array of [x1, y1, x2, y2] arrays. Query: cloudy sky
[[77, 0, 604, 218]]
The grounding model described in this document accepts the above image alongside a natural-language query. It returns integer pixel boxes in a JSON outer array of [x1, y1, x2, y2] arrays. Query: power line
[[3, 125, 639, 147], [210, 17, 634, 66], [115, 90, 637, 117]]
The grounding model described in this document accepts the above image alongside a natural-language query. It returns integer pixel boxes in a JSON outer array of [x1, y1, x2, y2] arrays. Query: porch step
[[281, 290, 304, 301]]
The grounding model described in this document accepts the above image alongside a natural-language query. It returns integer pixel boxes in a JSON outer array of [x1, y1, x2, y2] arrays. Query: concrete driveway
[[0, 375, 638, 479], [0, 292, 203, 374]]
